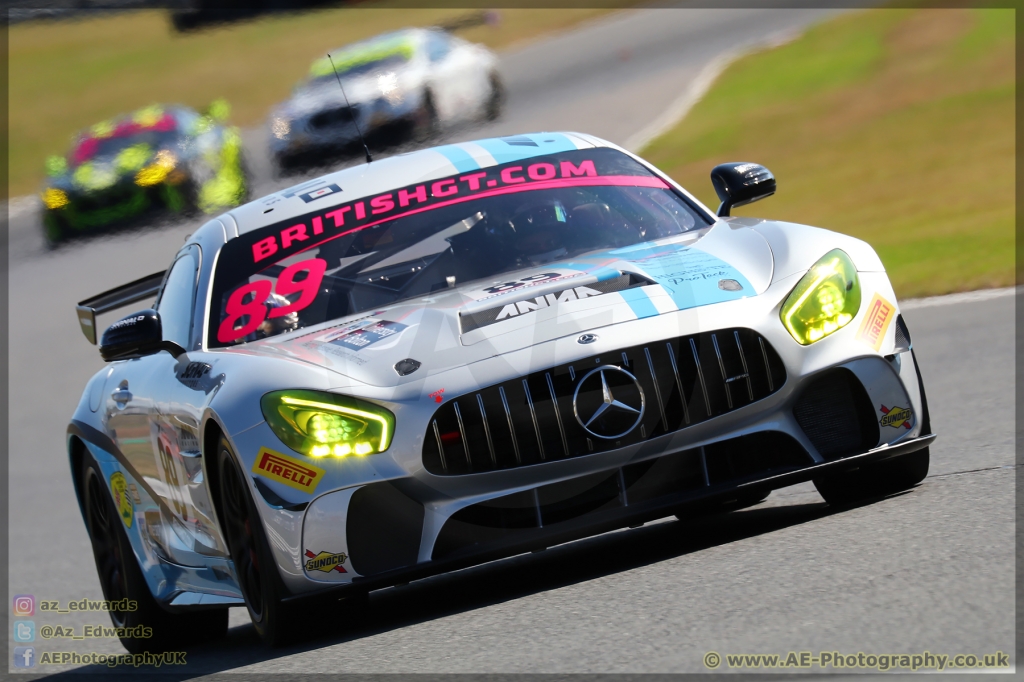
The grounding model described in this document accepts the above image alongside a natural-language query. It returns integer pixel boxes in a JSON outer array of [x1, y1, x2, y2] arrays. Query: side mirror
[[202, 98, 231, 123], [710, 162, 776, 217], [99, 309, 185, 362]]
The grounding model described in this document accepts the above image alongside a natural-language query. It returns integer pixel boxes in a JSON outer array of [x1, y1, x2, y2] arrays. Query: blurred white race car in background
[[269, 28, 504, 169]]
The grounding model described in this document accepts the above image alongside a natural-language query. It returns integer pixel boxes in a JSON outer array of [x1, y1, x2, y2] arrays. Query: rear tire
[[813, 448, 929, 506], [80, 451, 228, 653]]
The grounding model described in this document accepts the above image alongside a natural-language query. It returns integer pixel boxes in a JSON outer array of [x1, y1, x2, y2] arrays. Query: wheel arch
[[67, 434, 89, 523]]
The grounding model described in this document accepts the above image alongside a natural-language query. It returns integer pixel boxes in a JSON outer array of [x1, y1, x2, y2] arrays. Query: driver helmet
[[507, 199, 571, 265], [247, 293, 299, 341]]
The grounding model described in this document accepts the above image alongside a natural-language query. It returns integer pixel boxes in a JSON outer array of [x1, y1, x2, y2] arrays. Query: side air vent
[[792, 368, 878, 460]]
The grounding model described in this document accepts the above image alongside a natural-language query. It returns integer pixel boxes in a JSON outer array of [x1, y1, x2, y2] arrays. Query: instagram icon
[[12, 595, 34, 616]]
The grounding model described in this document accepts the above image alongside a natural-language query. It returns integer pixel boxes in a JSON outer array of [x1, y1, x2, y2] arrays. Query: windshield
[[305, 37, 413, 88], [71, 111, 179, 166], [305, 53, 410, 88], [208, 148, 711, 348]]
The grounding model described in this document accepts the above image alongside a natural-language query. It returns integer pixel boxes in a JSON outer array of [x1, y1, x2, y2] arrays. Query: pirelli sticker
[[856, 293, 895, 351], [251, 447, 325, 494]]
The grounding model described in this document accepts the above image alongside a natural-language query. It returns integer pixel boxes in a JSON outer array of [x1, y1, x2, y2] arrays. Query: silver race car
[[268, 28, 502, 169], [69, 132, 934, 650]]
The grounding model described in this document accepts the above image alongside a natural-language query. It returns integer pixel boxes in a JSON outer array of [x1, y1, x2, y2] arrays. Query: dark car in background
[[40, 102, 248, 245]]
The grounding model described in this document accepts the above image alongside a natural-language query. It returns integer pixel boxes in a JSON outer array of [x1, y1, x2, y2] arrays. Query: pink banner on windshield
[[249, 168, 671, 268]]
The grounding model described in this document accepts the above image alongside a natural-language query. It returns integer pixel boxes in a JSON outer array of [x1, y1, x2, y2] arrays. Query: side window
[[156, 246, 200, 349], [427, 33, 451, 63]]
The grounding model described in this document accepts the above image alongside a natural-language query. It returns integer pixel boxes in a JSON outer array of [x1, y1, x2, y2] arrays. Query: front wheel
[[815, 347, 932, 506], [813, 447, 929, 506], [484, 72, 505, 121], [216, 435, 306, 646], [42, 210, 69, 247], [80, 452, 227, 653], [215, 435, 372, 646], [412, 90, 439, 143]]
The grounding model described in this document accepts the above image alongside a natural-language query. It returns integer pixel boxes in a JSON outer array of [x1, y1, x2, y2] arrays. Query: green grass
[[641, 8, 1014, 298], [8, 4, 625, 197]]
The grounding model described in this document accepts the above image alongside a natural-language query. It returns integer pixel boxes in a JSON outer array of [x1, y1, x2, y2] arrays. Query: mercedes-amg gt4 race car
[[268, 28, 502, 169], [41, 103, 248, 245], [68, 132, 934, 650]]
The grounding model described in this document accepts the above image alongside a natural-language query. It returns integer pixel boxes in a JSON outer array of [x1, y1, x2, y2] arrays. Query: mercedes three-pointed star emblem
[[572, 365, 646, 439]]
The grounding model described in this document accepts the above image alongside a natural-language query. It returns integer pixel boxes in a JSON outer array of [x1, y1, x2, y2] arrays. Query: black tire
[[413, 89, 439, 142], [814, 347, 931, 506], [216, 435, 304, 647], [813, 447, 929, 506], [80, 452, 228, 654], [215, 435, 371, 645], [485, 72, 505, 121], [42, 211, 68, 247]]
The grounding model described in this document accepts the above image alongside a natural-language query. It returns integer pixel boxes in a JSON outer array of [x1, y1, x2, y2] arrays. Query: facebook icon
[[13, 646, 35, 668]]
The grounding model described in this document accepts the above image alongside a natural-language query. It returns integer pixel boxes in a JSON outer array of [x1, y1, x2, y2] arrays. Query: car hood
[[237, 221, 774, 388]]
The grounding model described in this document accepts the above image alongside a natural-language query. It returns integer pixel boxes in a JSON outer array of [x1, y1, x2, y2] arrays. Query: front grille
[[422, 328, 786, 475], [74, 184, 147, 212], [310, 105, 359, 130], [792, 368, 879, 460]]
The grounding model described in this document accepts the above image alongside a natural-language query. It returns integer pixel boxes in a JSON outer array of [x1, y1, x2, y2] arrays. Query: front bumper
[[285, 432, 934, 603], [48, 178, 192, 232], [271, 96, 420, 158]]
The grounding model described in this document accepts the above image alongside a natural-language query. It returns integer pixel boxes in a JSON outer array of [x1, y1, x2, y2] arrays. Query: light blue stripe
[[613, 244, 753, 311], [620, 287, 659, 319], [552, 264, 619, 280], [473, 133, 578, 165], [433, 145, 480, 173]]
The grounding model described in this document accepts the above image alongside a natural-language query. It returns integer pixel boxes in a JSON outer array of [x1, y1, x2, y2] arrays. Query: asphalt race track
[[7, 8, 1014, 676]]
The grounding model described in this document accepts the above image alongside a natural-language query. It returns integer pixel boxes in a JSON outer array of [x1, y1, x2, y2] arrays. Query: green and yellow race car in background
[[40, 102, 248, 245]]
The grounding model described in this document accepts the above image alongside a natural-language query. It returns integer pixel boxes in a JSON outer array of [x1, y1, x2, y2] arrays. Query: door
[[149, 245, 231, 561]]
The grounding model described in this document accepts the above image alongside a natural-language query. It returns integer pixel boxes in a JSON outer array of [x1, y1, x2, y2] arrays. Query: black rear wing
[[76, 271, 166, 344]]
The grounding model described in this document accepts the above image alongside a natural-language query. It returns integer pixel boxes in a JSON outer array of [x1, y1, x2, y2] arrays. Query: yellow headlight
[[780, 249, 861, 345], [261, 390, 395, 459], [41, 188, 69, 210], [135, 150, 177, 187]]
